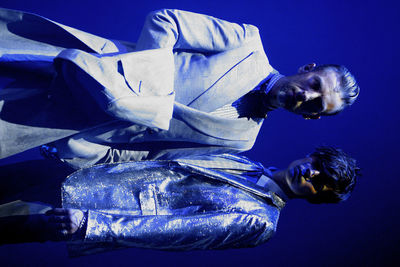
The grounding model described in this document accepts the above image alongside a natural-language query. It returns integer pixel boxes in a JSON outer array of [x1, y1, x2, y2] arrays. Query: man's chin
[[284, 102, 298, 113], [286, 168, 297, 184]]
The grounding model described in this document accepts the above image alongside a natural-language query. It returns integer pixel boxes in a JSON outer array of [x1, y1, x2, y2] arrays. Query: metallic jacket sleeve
[[135, 9, 261, 52], [83, 209, 275, 251]]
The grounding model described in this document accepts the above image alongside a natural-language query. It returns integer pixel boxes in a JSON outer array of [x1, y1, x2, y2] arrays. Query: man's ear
[[303, 114, 321, 120], [298, 63, 317, 73]]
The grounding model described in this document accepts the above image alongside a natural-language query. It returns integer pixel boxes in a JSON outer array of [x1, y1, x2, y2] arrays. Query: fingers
[[45, 208, 70, 215], [48, 215, 69, 223], [45, 208, 84, 237], [22, 209, 85, 242]]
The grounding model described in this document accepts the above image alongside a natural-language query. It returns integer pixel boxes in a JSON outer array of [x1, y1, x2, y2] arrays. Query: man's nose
[[295, 90, 320, 102], [302, 167, 320, 180]]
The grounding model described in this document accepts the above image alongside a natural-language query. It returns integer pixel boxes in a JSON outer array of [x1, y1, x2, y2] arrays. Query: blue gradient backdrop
[[1, 0, 399, 266]]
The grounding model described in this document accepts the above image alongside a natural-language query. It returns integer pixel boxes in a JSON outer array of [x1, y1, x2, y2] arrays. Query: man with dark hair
[[0, 146, 360, 256], [0, 8, 360, 168], [307, 146, 358, 203]]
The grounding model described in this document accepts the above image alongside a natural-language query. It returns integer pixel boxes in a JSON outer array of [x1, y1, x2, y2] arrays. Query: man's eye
[[312, 78, 321, 91]]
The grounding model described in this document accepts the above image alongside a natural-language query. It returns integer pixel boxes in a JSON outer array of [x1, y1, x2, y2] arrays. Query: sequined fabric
[[63, 156, 284, 256]]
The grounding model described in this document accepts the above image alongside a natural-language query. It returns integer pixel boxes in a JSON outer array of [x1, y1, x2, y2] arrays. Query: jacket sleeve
[[51, 138, 241, 170], [55, 47, 175, 131], [135, 9, 261, 52], [47, 137, 151, 169], [68, 209, 276, 256]]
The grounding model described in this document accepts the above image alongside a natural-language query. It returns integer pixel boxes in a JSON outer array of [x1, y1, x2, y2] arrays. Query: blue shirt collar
[[265, 70, 285, 94]]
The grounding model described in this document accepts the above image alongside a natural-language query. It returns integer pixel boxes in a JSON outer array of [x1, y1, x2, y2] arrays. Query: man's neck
[[271, 170, 296, 199], [263, 73, 286, 111], [257, 174, 290, 202]]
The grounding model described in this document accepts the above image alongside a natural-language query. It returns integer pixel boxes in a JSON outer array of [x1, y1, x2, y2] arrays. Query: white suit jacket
[[0, 8, 274, 167]]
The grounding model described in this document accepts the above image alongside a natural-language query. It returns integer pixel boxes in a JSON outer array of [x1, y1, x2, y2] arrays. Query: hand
[[44, 208, 84, 240]]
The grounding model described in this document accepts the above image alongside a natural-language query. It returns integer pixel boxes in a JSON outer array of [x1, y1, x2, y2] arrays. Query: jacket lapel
[[176, 161, 285, 209], [187, 49, 272, 112]]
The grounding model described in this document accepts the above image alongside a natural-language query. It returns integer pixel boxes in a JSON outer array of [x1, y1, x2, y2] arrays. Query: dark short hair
[[315, 64, 360, 115], [306, 146, 360, 204]]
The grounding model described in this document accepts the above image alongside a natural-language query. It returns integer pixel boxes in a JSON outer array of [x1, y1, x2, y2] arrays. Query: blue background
[[1, 0, 399, 266]]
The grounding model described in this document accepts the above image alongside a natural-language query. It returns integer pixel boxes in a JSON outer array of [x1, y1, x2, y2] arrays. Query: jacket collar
[[176, 160, 286, 209]]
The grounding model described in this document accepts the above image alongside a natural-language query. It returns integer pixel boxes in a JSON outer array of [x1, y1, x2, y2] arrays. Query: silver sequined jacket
[[62, 154, 285, 256]]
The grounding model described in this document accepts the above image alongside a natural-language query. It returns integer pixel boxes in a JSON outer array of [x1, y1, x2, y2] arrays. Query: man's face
[[285, 157, 331, 197], [276, 67, 344, 118]]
